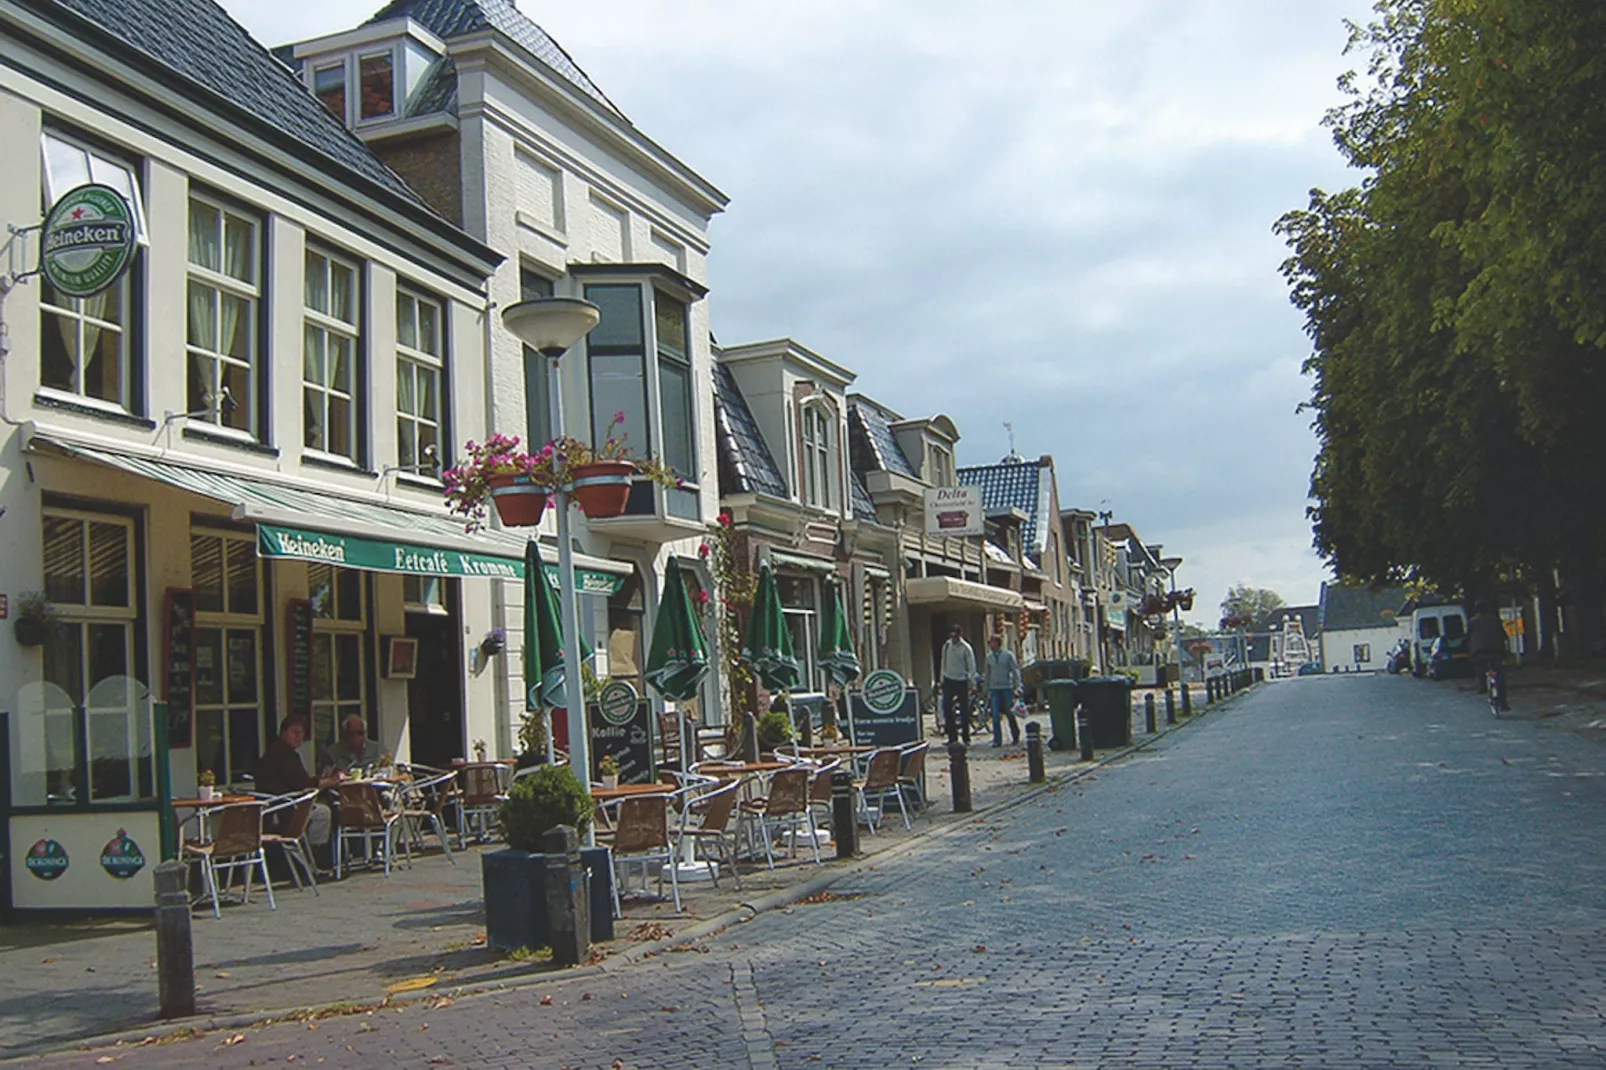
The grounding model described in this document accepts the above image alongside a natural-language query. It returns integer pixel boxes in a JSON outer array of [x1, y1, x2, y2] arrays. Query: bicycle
[[1478, 655, 1506, 718]]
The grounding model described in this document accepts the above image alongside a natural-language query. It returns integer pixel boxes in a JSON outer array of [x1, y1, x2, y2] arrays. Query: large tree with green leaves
[[1219, 585, 1287, 631]]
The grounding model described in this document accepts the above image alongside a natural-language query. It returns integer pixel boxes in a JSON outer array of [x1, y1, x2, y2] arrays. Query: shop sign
[[41, 185, 137, 298], [25, 839, 69, 881], [860, 669, 907, 716], [923, 486, 982, 538], [99, 830, 146, 880], [598, 680, 639, 726], [588, 698, 652, 784]]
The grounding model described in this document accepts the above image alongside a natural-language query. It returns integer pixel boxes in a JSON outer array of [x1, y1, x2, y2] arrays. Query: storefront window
[[308, 564, 365, 748], [192, 530, 262, 787], [778, 572, 819, 692], [607, 569, 645, 695]]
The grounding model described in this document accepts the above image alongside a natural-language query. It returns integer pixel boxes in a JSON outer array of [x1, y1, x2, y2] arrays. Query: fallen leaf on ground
[[540, 995, 553, 1005], [384, 977, 437, 995], [221, 1034, 246, 1046]]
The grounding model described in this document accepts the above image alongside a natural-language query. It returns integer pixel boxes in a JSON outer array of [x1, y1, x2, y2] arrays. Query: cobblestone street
[[24, 673, 1606, 1068]]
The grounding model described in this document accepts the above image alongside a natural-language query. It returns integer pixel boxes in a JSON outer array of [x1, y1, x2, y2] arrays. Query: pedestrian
[[984, 635, 1022, 746], [939, 623, 978, 745], [1467, 601, 1508, 710]]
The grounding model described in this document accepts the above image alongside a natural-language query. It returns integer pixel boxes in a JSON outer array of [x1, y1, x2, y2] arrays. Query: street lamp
[[503, 296, 601, 822], [1160, 556, 1184, 687]]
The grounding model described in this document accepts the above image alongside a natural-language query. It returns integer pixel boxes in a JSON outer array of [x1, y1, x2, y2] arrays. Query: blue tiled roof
[[958, 456, 1051, 554], [56, 0, 424, 208], [712, 364, 789, 499], [365, 0, 618, 115], [848, 399, 918, 479], [849, 472, 879, 523]]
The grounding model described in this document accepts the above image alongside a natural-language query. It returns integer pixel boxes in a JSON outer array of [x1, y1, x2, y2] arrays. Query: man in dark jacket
[[256, 716, 338, 843]]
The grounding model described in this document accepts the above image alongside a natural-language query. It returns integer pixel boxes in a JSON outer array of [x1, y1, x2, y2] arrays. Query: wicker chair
[[335, 782, 406, 878], [740, 767, 818, 867], [260, 790, 320, 894], [609, 794, 679, 914], [855, 748, 910, 833], [183, 800, 275, 918]]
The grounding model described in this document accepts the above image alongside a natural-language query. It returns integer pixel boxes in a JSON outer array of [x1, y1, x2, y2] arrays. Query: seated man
[[318, 715, 383, 774], [256, 716, 338, 845]]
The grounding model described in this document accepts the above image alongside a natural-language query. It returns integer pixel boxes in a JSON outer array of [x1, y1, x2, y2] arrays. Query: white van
[[1410, 604, 1469, 678]]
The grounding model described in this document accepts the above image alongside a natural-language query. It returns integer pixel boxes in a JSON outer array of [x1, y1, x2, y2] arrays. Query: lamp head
[[502, 297, 601, 357]]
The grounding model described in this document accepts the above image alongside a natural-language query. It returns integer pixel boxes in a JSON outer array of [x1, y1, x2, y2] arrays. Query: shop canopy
[[29, 437, 629, 594], [904, 575, 1025, 612]]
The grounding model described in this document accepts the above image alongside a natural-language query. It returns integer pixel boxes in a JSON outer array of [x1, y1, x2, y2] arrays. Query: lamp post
[[503, 297, 602, 821], [1160, 555, 1183, 687]]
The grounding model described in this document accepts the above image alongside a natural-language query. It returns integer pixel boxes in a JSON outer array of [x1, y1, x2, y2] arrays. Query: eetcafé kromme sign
[[41, 184, 137, 298]]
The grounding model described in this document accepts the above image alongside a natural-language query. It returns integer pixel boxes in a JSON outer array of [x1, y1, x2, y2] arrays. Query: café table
[[692, 761, 793, 777], [591, 782, 676, 804], [792, 745, 874, 758], [172, 795, 254, 843]]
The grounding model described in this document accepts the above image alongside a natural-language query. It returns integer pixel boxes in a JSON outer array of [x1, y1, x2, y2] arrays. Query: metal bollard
[[948, 742, 973, 813], [541, 825, 589, 967], [831, 768, 859, 859], [796, 700, 813, 747], [1025, 720, 1046, 784], [742, 711, 760, 763], [1206, 678, 1216, 703], [1144, 693, 1157, 734], [1165, 689, 1177, 725], [153, 860, 194, 1019], [1182, 682, 1192, 716], [1077, 712, 1094, 762]]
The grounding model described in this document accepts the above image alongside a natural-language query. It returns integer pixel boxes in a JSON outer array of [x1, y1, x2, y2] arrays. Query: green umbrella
[[523, 540, 592, 712], [645, 557, 711, 703], [742, 563, 799, 692], [817, 576, 861, 688]]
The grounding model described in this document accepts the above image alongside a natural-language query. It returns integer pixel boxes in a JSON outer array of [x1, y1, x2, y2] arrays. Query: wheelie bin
[[1044, 679, 1078, 750], [1077, 676, 1134, 748]]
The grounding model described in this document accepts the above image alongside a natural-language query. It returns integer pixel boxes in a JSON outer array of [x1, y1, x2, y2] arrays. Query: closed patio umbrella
[[645, 557, 711, 703], [523, 540, 592, 715], [817, 576, 861, 688], [742, 563, 799, 692]]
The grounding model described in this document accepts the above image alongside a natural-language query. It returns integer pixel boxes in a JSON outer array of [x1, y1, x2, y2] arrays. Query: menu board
[[286, 599, 314, 726], [162, 589, 196, 747], [588, 698, 653, 785], [848, 689, 921, 749]]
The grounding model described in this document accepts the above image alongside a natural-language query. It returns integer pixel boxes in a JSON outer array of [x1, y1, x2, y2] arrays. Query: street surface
[[29, 674, 1606, 1068]]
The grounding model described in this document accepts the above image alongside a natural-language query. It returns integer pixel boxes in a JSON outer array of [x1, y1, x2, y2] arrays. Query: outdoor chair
[[670, 778, 744, 890], [457, 763, 508, 846], [399, 770, 459, 864], [609, 794, 680, 914], [896, 741, 932, 819], [739, 766, 819, 867], [806, 759, 842, 833], [855, 748, 910, 833], [335, 781, 407, 878], [260, 790, 320, 895], [182, 800, 275, 919]]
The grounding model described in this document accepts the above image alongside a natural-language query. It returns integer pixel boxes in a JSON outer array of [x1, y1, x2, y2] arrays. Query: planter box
[[483, 846, 616, 951]]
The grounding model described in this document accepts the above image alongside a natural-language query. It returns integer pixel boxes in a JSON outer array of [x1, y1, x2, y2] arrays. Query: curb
[[25, 693, 1245, 1061]]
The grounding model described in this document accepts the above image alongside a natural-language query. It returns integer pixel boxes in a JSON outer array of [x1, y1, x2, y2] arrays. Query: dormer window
[[313, 63, 346, 120], [926, 442, 954, 487], [801, 403, 834, 510], [305, 48, 402, 127], [359, 53, 395, 120]]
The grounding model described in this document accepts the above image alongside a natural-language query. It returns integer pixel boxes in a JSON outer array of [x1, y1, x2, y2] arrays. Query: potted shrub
[[756, 708, 794, 754], [197, 769, 216, 802], [13, 592, 56, 648], [514, 710, 549, 770], [597, 754, 619, 792], [442, 434, 555, 531], [482, 765, 593, 952]]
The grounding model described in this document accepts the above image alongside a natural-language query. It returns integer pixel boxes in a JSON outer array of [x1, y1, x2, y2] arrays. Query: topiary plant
[[498, 764, 591, 851], [756, 709, 793, 751]]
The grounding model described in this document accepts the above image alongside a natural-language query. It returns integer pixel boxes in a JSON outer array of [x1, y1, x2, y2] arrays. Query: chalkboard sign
[[849, 687, 921, 749], [588, 698, 653, 785], [286, 599, 314, 726], [162, 588, 196, 747]]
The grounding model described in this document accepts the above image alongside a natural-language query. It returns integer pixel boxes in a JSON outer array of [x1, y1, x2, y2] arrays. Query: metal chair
[[260, 790, 320, 894], [399, 770, 459, 863], [670, 778, 744, 890], [806, 759, 842, 833], [182, 800, 275, 918], [335, 782, 407, 878], [855, 748, 910, 833], [457, 763, 509, 846], [740, 767, 819, 867], [896, 741, 932, 819], [609, 794, 680, 914]]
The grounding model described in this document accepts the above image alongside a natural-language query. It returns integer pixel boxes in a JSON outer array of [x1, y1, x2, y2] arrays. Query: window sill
[[514, 210, 568, 247], [181, 425, 278, 456], [393, 472, 445, 492], [33, 391, 154, 430], [303, 451, 375, 477]]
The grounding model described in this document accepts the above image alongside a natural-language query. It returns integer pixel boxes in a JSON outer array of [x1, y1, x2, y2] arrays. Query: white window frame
[[307, 563, 367, 753], [186, 193, 260, 437], [312, 61, 349, 124], [41, 128, 149, 242], [396, 287, 444, 474], [303, 247, 361, 461], [190, 529, 263, 788], [801, 402, 834, 511]]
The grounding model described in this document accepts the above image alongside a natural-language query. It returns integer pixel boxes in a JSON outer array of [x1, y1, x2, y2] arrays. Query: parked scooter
[[1386, 638, 1411, 675]]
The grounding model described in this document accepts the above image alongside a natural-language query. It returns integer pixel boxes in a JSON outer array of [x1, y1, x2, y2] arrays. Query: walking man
[[939, 623, 978, 745], [984, 635, 1022, 747]]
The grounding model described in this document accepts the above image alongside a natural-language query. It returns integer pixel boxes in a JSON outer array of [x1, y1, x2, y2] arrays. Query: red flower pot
[[569, 461, 634, 519], [489, 474, 549, 527]]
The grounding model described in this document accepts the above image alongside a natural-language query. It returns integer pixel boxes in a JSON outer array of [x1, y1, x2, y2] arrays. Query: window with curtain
[[187, 194, 259, 435], [396, 287, 443, 473], [654, 292, 698, 520], [801, 404, 833, 510], [303, 247, 360, 460], [190, 530, 262, 788], [39, 130, 144, 409]]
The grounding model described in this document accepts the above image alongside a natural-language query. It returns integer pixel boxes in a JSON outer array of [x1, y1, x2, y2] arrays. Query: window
[[39, 130, 143, 409], [303, 248, 360, 459], [396, 288, 443, 472], [654, 293, 697, 519], [307, 563, 366, 749], [1353, 643, 1371, 665], [359, 52, 395, 120], [778, 573, 819, 692], [403, 575, 447, 614], [585, 284, 649, 455], [520, 267, 555, 447], [314, 63, 347, 121], [187, 195, 259, 435], [191, 531, 262, 787], [926, 443, 954, 487], [801, 404, 833, 510]]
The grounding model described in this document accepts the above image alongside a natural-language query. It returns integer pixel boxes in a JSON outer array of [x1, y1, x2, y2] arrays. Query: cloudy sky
[[223, 0, 1375, 623]]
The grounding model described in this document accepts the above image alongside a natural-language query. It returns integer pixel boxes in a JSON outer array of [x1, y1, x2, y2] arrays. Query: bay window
[[187, 194, 259, 435], [396, 287, 443, 472], [654, 294, 697, 519], [303, 247, 360, 460]]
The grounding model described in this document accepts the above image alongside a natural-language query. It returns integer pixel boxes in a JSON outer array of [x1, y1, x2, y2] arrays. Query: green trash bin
[[1044, 679, 1079, 750], [1078, 676, 1134, 748]]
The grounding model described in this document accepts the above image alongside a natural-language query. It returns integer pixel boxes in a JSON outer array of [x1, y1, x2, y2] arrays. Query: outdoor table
[[590, 782, 675, 804], [694, 761, 793, 777], [793, 745, 874, 758], [172, 795, 254, 843]]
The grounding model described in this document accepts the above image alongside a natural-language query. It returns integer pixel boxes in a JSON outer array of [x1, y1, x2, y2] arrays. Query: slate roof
[[849, 473, 879, 523], [711, 363, 789, 499], [958, 455, 1053, 555], [1318, 586, 1407, 633], [409, 54, 459, 116], [848, 399, 919, 479], [364, 0, 618, 115], [54, 0, 424, 208]]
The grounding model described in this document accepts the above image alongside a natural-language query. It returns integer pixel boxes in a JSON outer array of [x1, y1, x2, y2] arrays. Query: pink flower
[[695, 589, 710, 605], [717, 511, 733, 528], [698, 543, 711, 559], [613, 410, 626, 424]]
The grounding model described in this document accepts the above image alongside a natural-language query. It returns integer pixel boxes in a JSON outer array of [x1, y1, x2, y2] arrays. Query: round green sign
[[41, 184, 136, 298], [860, 669, 907, 715], [598, 680, 639, 726]]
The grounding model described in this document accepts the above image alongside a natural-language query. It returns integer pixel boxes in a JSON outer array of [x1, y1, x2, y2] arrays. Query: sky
[[222, 0, 1378, 624]]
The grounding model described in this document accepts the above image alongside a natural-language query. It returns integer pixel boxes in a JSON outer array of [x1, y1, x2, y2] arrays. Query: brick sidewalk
[[0, 689, 1214, 1060]]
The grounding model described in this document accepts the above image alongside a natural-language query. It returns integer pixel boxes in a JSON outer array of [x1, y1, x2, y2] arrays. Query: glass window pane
[[330, 335, 352, 392], [83, 309, 124, 405], [654, 295, 687, 361], [304, 389, 323, 451], [418, 300, 439, 357], [524, 347, 552, 446], [88, 710, 133, 801], [359, 53, 394, 119], [660, 358, 693, 474], [304, 251, 327, 313], [337, 568, 363, 621], [336, 634, 362, 701], [221, 359, 252, 431], [43, 515, 85, 606], [87, 622, 127, 690], [328, 395, 352, 458], [40, 303, 78, 392], [223, 214, 253, 283], [418, 364, 437, 420], [312, 634, 333, 699], [42, 134, 91, 205], [396, 360, 415, 416], [195, 710, 224, 785], [44, 621, 85, 706], [314, 64, 347, 120], [397, 293, 416, 349], [187, 280, 216, 349], [188, 201, 219, 271], [304, 324, 325, 384], [584, 285, 643, 348], [397, 419, 415, 469], [590, 353, 648, 455], [520, 267, 553, 301], [227, 630, 258, 704], [194, 628, 224, 706], [192, 534, 224, 613], [228, 707, 259, 784], [330, 261, 355, 324], [226, 541, 258, 615], [309, 564, 334, 619], [221, 293, 253, 359]]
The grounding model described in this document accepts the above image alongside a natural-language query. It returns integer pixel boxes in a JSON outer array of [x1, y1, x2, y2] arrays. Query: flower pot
[[569, 461, 634, 519], [198, 785, 216, 801], [600, 773, 618, 791], [488, 474, 549, 527], [14, 617, 48, 647]]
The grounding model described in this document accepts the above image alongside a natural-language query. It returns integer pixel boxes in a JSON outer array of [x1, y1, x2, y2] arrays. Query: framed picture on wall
[[383, 636, 419, 679]]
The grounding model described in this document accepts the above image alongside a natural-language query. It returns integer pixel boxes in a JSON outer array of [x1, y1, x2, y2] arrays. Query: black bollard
[[1182, 682, 1193, 716], [832, 767, 859, 858], [948, 742, 973, 813], [1025, 720, 1046, 783], [1144, 693, 1157, 734], [742, 711, 760, 763], [1165, 689, 1177, 725], [1077, 712, 1094, 762], [1207, 678, 1217, 703], [153, 860, 194, 1019], [541, 825, 589, 967]]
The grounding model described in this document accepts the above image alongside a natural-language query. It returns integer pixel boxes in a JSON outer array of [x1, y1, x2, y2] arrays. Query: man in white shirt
[[939, 623, 978, 745]]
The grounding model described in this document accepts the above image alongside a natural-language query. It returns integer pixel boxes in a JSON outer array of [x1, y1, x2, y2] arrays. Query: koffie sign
[[41, 185, 137, 298]]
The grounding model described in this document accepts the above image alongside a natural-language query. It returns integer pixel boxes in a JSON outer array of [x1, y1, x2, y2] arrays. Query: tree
[[1219, 585, 1286, 630]]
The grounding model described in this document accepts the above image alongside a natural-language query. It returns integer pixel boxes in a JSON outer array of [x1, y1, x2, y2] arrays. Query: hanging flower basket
[[569, 460, 635, 519], [488, 475, 549, 527]]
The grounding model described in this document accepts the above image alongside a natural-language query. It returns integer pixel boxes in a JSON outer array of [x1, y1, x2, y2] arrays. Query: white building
[[1318, 584, 1407, 673]]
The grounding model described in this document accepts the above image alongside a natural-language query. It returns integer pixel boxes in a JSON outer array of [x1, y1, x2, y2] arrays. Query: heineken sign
[[41, 184, 136, 298]]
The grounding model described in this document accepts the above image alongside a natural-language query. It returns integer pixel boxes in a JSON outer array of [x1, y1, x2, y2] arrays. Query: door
[[404, 578, 464, 769]]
